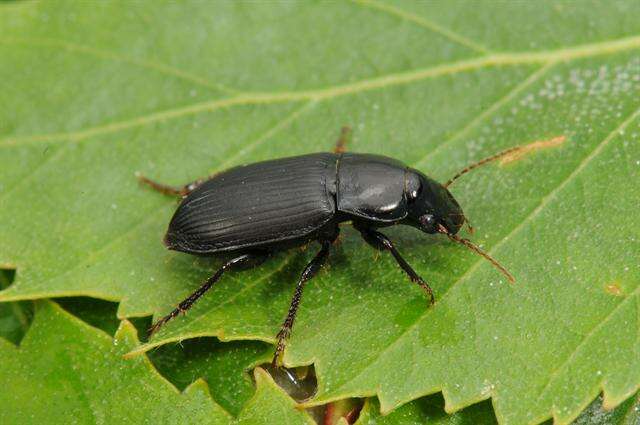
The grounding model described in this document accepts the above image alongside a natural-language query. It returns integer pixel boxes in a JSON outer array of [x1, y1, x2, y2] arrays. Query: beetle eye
[[419, 214, 435, 227], [418, 214, 439, 234]]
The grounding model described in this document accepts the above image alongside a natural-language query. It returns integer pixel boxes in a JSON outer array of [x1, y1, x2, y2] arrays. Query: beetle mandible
[[139, 127, 519, 365]]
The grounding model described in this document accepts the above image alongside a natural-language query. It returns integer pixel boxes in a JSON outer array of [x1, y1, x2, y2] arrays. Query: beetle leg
[[334, 125, 351, 154], [148, 252, 268, 337], [357, 227, 435, 305], [272, 239, 333, 367], [136, 173, 204, 197]]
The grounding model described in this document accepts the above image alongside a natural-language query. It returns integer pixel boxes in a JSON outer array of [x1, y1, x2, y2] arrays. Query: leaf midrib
[[2, 34, 640, 148]]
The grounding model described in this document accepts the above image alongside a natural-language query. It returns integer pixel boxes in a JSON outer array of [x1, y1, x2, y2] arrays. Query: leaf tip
[[122, 345, 149, 359]]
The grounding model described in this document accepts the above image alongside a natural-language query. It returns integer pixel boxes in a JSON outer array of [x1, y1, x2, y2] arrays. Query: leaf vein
[[539, 284, 640, 403], [348, 0, 491, 54], [413, 62, 556, 169], [0, 36, 239, 95], [3, 35, 640, 148], [0, 144, 69, 206]]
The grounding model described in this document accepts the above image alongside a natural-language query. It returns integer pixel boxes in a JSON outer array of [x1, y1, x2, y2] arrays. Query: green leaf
[[571, 392, 640, 425], [356, 395, 497, 425], [0, 300, 313, 424], [355, 391, 640, 425], [148, 338, 272, 416], [0, 301, 231, 424], [237, 368, 315, 425], [0, 269, 32, 344], [2, 1, 640, 424], [55, 296, 127, 336], [49, 295, 273, 416]]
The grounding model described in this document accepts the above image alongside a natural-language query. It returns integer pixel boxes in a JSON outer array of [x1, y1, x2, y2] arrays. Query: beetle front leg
[[357, 226, 435, 305], [273, 239, 333, 367]]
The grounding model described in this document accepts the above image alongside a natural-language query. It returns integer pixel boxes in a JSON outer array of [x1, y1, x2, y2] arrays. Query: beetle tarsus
[[272, 328, 291, 367], [414, 276, 435, 305], [357, 226, 436, 305], [272, 238, 334, 366]]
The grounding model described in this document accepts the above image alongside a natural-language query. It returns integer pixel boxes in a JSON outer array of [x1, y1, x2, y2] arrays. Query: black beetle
[[139, 128, 519, 364]]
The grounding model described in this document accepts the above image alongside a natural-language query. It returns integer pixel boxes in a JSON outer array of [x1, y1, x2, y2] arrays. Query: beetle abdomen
[[165, 153, 338, 254]]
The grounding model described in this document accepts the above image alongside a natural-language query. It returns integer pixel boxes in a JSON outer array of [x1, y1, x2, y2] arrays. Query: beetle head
[[404, 168, 515, 283], [404, 169, 465, 235]]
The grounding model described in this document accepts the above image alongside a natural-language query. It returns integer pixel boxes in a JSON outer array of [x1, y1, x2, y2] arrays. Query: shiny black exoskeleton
[[139, 129, 516, 364], [164, 152, 464, 253]]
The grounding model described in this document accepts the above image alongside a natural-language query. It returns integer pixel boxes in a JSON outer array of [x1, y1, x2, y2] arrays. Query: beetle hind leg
[[334, 125, 351, 154], [148, 251, 268, 337], [272, 238, 334, 366], [136, 173, 204, 197]]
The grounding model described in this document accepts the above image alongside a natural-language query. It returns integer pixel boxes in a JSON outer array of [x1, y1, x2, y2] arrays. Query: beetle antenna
[[438, 225, 515, 283], [444, 136, 566, 188], [444, 146, 524, 188]]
